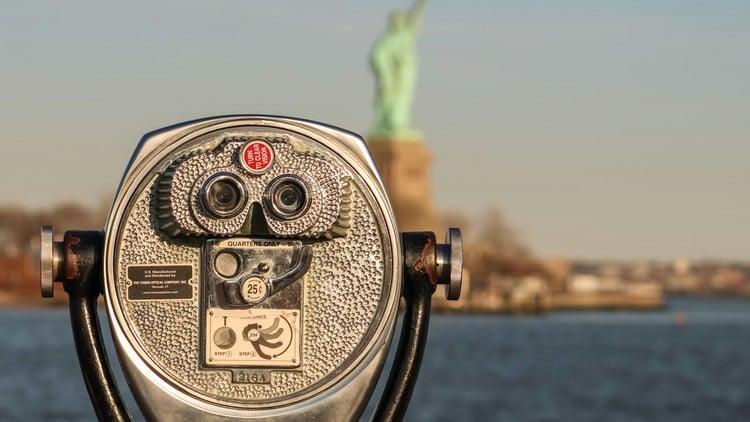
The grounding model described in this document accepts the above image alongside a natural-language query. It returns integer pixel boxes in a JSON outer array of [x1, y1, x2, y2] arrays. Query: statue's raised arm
[[406, 0, 428, 29]]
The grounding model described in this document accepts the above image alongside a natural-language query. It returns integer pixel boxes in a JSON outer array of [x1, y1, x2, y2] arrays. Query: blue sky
[[1, 0, 748, 260]]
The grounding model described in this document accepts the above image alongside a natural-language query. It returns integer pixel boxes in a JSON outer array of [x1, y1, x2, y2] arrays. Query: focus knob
[[40, 225, 64, 298], [436, 228, 463, 300]]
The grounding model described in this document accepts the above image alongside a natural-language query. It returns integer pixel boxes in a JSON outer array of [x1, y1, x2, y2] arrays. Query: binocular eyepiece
[[40, 116, 462, 421]]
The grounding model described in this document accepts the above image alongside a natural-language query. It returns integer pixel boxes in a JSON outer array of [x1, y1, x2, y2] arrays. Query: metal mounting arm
[[374, 229, 463, 422], [40, 227, 131, 422]]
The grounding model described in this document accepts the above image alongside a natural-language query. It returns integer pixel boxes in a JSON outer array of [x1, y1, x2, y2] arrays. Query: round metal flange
[[444, 228, 463, 300], [40, 225, 55, 298], [40, 225, 65, 298], [434, 228, 463, 300]]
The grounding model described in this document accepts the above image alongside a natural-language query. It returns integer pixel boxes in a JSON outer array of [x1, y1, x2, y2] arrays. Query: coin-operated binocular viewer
[[40, 116, 462, 421]]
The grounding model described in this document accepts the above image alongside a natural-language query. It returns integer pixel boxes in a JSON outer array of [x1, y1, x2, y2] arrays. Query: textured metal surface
[[156, 135, 351, 239], [111, 126, 392, 408]]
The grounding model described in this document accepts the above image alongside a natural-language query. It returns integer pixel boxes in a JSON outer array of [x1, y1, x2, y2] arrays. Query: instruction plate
[[205, 308, 300, 368]]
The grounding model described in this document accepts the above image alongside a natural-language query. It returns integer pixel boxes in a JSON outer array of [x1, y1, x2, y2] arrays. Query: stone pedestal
[[368, 138, 438, 232]]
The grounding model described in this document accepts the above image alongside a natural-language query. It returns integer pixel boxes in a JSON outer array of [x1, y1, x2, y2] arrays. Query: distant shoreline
[[3, 293, 748, 313]]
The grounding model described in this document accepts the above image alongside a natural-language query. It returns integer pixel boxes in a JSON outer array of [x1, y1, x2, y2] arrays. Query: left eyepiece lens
[[200, 173, 247, 218]]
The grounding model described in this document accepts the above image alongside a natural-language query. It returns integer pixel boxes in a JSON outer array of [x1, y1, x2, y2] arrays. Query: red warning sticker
[[239, 140, 274, 174]]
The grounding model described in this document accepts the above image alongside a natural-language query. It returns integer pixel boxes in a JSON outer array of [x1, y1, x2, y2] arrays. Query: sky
[[1, 0, 748, 261]]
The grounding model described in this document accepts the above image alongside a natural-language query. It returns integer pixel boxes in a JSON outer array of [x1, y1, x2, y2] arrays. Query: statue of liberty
[[369, 0, 427, 140]]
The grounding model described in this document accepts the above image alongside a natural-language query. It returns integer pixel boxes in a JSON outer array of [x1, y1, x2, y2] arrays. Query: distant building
[[368, 140, 438, 231]]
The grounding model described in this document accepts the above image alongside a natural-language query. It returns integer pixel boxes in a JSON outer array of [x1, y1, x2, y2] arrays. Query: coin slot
[[240, 276, 268, 303]]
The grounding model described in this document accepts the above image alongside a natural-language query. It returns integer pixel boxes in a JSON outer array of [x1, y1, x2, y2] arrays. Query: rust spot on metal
[[65, 235, 81, 280], [414, 236, 437, 286]]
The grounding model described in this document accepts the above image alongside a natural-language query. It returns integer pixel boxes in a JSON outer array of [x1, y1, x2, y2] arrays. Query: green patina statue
[[369, 0, 427, 141]]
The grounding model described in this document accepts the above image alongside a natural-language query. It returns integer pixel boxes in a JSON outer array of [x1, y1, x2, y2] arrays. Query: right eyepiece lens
[[266, 176, 309, 220], [277, 183, 304, 212]]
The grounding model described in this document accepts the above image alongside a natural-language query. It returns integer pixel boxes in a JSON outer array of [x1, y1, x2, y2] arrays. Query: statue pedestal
[[368, 138, 438, 232]]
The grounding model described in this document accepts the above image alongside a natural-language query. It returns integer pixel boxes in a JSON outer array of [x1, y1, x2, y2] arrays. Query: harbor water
[[1, 297, 749, 421]]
